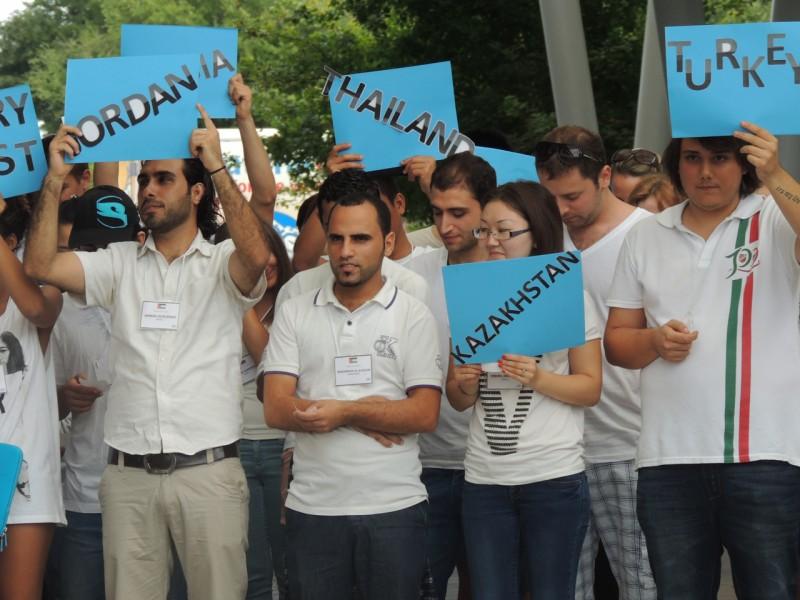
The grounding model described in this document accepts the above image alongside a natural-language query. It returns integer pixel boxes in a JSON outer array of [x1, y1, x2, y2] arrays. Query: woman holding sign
[[0, 194, 64, 600], [447, 181, 602, 598]]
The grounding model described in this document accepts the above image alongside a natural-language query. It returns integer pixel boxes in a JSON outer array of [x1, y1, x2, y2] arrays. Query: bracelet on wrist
[[208, 165, 227, 176]]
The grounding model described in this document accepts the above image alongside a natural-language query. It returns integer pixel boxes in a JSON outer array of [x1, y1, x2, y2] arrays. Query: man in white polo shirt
[[261, 188, 442, 599], [24, 106, 269, 600], [605, 123, 800, 597]]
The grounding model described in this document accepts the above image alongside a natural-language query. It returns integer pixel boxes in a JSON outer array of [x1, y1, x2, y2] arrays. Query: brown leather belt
[[108, 443, 239, 474]]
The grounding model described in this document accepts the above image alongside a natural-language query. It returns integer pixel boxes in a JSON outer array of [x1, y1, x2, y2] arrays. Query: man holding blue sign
[[24, 103, 270, 600], [606, 122, 800, 598], [534, 126, 656, 600]]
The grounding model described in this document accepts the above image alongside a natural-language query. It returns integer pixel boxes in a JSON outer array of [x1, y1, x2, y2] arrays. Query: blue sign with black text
[[0, 84, 47, 198], [666, 22, 800, 136], [324, 62, 473, 172], [474, 146, 538, 184], [443, 252, 585, 365], [64, 54, 200, 163], [121, 24, 238, 118]]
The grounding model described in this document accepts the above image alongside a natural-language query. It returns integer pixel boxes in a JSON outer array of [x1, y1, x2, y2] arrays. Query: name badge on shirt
[[140, 301, 180, 330], [240, 355, 258, 385], [334, 355, 373, 386], [485, 372, 523, 390], [482, 362, 523, 390]]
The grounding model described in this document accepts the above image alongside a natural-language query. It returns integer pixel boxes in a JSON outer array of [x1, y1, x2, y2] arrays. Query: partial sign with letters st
[[474, 146, 538, 184], [666, 22, 800, 137], [443, 252, 585, 365], [0, 84, 47, 198], [323, 62, 473, 172], [121, 24, 238, 119], [64, 54, 200, 163]]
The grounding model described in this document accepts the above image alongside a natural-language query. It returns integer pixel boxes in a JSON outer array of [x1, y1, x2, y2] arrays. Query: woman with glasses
[[446, 181, 602, 599]]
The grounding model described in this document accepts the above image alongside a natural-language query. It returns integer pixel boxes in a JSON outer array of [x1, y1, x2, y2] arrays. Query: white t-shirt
[[405, 247, 471, 469], [262, 277, 443, 516], [0, 299, 65, 525], [52, 295, 111, 514], [564, 208, 651, 463], [464, 293, 601, 485], [607, 194, 800, 468]]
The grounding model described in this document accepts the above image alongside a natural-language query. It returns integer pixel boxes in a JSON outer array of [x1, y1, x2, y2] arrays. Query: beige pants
[[99, 456, 249, 600]]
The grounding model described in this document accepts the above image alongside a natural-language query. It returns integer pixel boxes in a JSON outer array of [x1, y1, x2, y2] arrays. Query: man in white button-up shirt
[[25, 105, 269, 600], [262, 189, 442, 599]]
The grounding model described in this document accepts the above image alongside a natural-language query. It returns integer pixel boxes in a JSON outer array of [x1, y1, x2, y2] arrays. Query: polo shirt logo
[[725, 241, 760, 280], [373, 335, 398, 359]]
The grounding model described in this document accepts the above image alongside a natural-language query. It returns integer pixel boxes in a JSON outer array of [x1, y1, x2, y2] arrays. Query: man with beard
[[24, 105, 270, 600], [261, 189, 442, 600]]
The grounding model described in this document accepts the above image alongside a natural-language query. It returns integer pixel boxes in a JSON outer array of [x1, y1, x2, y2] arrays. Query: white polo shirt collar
[[137, 229, 213, 260], [313, 276, 399, 312], [656, 194, 764, 231]]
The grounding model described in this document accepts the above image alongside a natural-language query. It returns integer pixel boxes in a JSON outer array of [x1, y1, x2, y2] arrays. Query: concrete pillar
[[538, 0, 598, 131], [633, 0, 704, 154]]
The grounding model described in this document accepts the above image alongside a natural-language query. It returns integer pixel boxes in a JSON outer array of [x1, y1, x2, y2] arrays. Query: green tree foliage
[[0, 0, 769, 209]]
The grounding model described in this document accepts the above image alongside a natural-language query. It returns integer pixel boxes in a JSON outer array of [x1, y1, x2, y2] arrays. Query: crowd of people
[[1, 69, 800, 600]]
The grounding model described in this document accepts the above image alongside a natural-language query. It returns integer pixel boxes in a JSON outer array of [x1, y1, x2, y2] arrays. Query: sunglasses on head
[[610, 148, 660, 169], [533, 141, 602, 165]]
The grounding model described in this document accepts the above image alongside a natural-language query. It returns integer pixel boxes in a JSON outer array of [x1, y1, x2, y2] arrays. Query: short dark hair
[[371, 175, 399, 203], [0, 196, 31, 241], [317, 169, 380, 222], [662, 137, 760, 198], [42, 134, 88, 183], [0, 331, 25, 374], [326, 189, 391, 237], [486, 182, 563, 255], [430, 153, 497, 207], [538, 125, 606, 183], [296, 194, 318, 230]]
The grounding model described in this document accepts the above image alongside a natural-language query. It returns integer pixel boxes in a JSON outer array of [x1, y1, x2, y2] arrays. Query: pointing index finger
[[196, 103, 214, 129]]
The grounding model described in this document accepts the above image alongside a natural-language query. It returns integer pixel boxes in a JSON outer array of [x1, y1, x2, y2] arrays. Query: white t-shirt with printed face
[[405, 247, 471, 470], [464, 293, 602, 486], [263, 277, 443, 516], [564, 208, 651, 463], [607, 194, 800, 468], [0, 299, 65, 525], [52, 295, 111, 514]]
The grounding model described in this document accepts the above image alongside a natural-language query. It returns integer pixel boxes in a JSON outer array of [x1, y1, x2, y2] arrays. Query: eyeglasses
[[610, 148, 660, 171], [533, 141, 602, 165], [473, 227, 531, 241]]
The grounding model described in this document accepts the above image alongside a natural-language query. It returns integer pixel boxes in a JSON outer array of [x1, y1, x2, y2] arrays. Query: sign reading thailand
[[64, 54, 200, 162], [474, 146, 538, 184], [0, 84, 47, 198], [443, 252, 585, 365], [666, 22, 800, 136], [121, 24, 238, 118], [323, 62, 473, 172]]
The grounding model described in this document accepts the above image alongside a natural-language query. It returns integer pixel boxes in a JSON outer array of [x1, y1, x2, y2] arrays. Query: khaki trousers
[[99, 456, 249, 600]]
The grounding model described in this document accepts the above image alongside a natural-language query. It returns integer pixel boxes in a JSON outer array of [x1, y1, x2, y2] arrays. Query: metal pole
[[538, 0, 598, 131]]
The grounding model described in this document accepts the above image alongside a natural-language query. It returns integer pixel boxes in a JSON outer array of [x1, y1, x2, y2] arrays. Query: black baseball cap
[[68, 185, 140, 250]]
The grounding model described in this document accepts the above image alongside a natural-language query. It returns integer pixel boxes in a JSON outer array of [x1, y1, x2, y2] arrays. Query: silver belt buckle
[[143, 453, 177, 474]]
